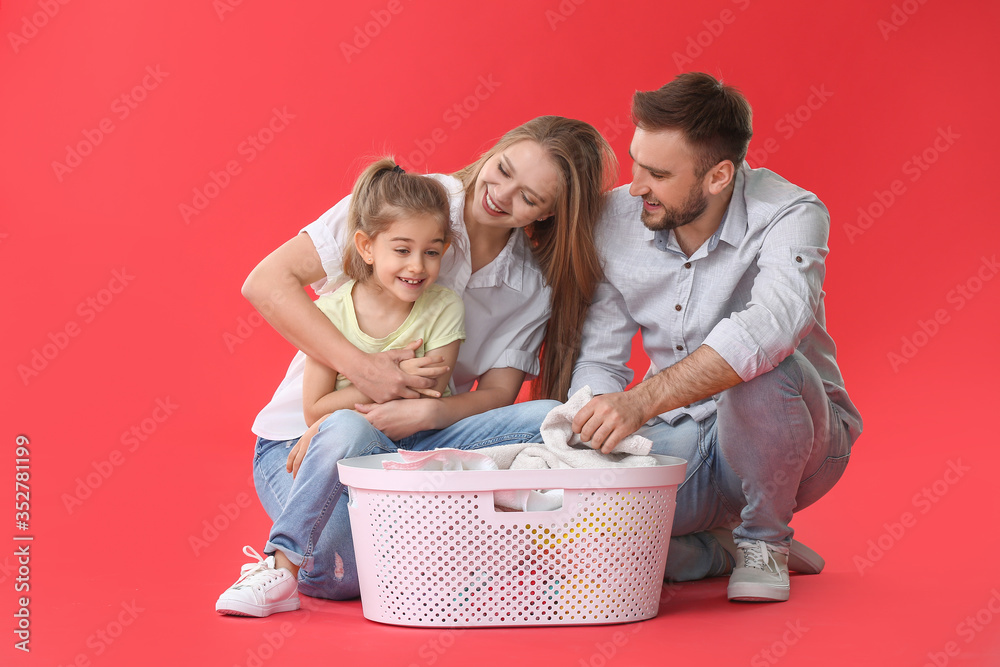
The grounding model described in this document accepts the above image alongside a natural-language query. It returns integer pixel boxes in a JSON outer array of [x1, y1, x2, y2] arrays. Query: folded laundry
[[379, 387, 657, 511]]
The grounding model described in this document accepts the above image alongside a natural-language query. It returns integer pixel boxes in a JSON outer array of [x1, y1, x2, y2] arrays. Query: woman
[[217, 116, 617, 617]]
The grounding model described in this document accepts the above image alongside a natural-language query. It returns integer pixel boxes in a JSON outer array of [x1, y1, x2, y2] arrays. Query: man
[[571, 72, 862, 602]]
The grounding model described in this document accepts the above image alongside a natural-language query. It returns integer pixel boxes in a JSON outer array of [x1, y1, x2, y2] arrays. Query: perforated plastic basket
[[338, 452, 687, 627]]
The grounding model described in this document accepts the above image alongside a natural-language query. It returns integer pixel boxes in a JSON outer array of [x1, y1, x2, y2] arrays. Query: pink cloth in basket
[[381, 448, 498, 471]]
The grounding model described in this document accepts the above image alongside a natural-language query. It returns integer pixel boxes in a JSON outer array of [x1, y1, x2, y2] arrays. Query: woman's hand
[[242, 234, 438, 403], [352, 340, 439, 401], [355, 399, 441, 440]]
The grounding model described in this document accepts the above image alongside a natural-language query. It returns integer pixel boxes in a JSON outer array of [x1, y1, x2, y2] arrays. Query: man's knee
[[719, 351, 809, 412]]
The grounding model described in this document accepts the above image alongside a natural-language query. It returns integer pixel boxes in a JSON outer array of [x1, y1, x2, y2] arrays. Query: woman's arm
[[302, 356, 373, 426], [355, 366, 525, 440], [243, 233, 442, 401]]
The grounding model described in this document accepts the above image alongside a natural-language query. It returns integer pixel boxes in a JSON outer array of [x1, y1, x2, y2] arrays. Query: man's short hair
[[631, 72, 753, 176]]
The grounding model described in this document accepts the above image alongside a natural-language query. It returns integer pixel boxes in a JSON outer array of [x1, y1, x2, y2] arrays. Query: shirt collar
[[648, 162, 750, 257], [471, 230, 524, 291], [455, 196, 525, 292], [718, 163, 749, 249]]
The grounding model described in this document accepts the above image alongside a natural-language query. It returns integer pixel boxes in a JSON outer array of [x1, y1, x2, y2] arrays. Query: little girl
[[216, 158, 465, 617]]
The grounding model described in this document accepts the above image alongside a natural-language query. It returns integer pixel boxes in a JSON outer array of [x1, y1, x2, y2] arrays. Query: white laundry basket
[[338, 452, 687, 627]]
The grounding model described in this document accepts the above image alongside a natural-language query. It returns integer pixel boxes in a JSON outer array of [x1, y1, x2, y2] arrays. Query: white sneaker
[[216, 546, 300, 617], [728, 540, 790, 602], [708, 528, 825, 575]]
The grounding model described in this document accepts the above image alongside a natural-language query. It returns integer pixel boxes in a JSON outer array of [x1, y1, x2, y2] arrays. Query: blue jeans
[[649, 350, 857, 581], [252, 400, 559, 600]]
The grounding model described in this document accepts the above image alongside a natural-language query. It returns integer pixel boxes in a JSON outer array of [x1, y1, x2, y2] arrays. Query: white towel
[[480, 386, 655, 471], [379, 387, 656, 511]]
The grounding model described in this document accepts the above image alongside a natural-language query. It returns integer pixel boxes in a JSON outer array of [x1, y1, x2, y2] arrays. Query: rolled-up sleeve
[[703, 200, 829, 381]]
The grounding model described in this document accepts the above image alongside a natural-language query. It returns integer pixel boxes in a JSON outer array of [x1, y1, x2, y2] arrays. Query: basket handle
[[492, 488, 564, 513]]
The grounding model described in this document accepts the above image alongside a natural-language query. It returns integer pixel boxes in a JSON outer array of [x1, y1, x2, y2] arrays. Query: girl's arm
[[243, 233, 442, 401], [355, 366, 525, 441], [302, 356, 373, 427]]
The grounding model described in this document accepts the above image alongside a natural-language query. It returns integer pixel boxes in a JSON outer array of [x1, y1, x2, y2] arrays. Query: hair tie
[[392, 164, 405, 174]]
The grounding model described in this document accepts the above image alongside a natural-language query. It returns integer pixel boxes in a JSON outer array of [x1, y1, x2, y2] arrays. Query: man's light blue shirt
[[571, 163, 862, 441]]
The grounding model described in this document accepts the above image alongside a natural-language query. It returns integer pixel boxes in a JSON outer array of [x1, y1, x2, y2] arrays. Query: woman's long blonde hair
[[455, 117, 618, 401]]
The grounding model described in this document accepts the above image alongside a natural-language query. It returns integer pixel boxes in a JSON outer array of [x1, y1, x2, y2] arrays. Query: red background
[[3, 1, 999, 665]]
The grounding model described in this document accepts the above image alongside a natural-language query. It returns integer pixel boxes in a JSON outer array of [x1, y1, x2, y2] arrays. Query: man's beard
[[640, 181, 708, 232]]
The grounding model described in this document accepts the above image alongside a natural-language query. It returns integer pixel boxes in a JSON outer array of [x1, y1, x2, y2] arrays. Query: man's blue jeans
[[252, 400, 558, 600], [645, 350, 856, 581]]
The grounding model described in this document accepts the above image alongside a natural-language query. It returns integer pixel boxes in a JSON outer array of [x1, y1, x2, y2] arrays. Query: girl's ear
[[354, 230, 373, 264]]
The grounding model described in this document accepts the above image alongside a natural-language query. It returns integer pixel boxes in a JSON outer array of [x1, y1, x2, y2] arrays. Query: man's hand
[[572, 391, 650, 454], [355, 398, 439, 441]]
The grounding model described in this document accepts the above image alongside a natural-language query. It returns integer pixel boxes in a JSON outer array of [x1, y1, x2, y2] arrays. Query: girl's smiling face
[[354, 214, 448, 304]]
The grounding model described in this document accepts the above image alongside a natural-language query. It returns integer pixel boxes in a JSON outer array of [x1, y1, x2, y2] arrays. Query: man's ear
[[705, 160, 736, 195]]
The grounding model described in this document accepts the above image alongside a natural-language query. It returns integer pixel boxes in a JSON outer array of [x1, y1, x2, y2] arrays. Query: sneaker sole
[[216, 597, 301, 617], [728, 582, 790, 602]]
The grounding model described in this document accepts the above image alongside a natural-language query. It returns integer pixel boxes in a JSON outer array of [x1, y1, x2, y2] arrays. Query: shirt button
[[674, 304, 682, 311], [676, 345, 684, 351], [795, 256, 803, 263], [684, 262, 692, 269]]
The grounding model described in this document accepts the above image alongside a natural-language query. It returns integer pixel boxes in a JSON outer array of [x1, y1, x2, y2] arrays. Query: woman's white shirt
[[251, 174, 551, 441]]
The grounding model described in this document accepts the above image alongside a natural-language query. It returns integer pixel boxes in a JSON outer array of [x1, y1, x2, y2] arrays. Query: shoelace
[[233, 546, 281, 590], [738, 540, 777, 572]]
